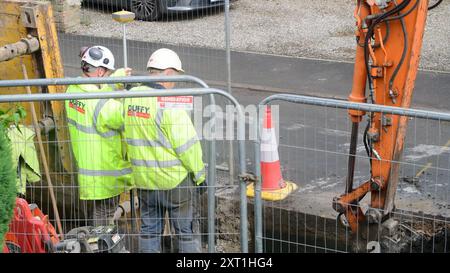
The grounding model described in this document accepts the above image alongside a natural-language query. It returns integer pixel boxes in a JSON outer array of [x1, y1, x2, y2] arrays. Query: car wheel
[[131, 0, 161, 21]]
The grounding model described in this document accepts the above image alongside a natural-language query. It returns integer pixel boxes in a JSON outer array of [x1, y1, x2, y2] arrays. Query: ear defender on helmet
[[80, 45, 115, 71], [88, 47, 103, 60]]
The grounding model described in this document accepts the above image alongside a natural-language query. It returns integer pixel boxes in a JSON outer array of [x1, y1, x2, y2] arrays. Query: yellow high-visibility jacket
[[65, 69, 132, 200], [7, 125, 41, 195], [123, 85, 205, 190]]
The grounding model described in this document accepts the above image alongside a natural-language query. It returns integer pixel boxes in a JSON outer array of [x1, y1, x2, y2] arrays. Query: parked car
[[84, 0, 226, 21]]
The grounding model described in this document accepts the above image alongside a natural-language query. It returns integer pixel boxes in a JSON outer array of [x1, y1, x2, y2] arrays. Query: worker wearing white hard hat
[[81, 46, 116, 73], [65, 45, 133, 227], [121, 48, 205, 252], [147, 48, 185, 74], [145, 48, 185, 90]]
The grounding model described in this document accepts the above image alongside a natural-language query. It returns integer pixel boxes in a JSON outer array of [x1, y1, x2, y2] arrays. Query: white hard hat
[[81, 45, 115, 71], [146, 48, 184, 73]]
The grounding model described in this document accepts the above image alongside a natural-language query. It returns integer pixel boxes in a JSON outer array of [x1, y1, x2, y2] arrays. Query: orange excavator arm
[[333, 0, 433, 236]]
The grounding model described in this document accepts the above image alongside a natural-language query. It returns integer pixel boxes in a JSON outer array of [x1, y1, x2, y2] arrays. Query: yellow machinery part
[[0, 0, 73, 174]]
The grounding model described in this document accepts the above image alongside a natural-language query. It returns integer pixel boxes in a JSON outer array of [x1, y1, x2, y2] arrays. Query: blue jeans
[[138, 177, 201, 253]]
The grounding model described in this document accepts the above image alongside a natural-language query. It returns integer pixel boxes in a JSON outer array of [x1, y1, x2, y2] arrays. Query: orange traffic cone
[[247, 106, 297, 201]]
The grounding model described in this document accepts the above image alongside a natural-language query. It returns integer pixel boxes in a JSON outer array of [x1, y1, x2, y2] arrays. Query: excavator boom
[[333, 0, 431, 237]]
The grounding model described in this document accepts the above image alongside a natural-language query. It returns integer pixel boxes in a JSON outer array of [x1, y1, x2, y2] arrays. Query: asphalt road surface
[[60, 33, 450, 110], [60, 34, 450, 217]]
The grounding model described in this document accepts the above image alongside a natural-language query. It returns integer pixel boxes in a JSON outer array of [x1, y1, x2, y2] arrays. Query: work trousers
[[83, 196, 119, 227], [138, 176, 201, 253]]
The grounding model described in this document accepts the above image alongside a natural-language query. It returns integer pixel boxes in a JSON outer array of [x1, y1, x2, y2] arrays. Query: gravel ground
[[72, 0, 450, 71]]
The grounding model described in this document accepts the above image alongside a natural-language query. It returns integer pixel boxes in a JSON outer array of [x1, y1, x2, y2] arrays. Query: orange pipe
[[377, 27, 389, 99], [348, 1, 370, 123]]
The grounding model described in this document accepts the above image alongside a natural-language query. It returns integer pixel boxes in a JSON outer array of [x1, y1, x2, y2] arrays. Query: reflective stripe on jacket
[[124, 85, 205, 190], [65, 81, 132, 200]]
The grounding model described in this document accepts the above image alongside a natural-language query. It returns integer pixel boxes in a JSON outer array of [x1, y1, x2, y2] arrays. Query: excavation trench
[[211, 188, 450, 253]]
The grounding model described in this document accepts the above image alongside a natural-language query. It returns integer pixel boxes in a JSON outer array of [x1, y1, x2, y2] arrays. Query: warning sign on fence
[[157, 96, 194, 110]]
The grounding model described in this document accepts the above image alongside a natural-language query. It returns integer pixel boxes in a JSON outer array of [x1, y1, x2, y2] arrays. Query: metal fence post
[[225, 0, 231, 94], [207, 94, 217, 253], [254, 106, 263, 253], [224, 0, 235, 189], [236, 104, 248, 253]]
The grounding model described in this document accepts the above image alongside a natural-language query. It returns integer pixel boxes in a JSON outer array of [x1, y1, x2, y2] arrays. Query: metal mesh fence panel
[[0, 80, 248, 253], [253, 95, 450, 253], [55, 0, 236, 201]]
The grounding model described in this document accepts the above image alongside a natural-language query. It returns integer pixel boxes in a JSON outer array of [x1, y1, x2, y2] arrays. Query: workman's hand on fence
[[111, 196, 139, 222], [124, 67, 132, 76]]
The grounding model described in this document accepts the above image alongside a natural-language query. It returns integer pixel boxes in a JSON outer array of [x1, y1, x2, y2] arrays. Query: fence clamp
[[239, 173, 257, 183]]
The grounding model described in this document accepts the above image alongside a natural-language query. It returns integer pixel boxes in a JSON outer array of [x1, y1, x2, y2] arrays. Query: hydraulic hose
[[428, 0, 443, 10], [388, 0, 414, 91], [358, 21, 391, 49], [364, 0, 411, 98], [385, 0, 419, 21], [362, 0, 410, 172]]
